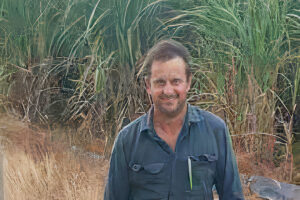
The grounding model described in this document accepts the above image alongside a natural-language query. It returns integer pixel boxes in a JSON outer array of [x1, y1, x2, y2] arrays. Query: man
[[104, 40, 244, 200]]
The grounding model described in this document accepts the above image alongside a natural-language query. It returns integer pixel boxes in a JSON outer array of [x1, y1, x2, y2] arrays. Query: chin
[[155, 101, 186, 116], [158, 106, 181, 117]]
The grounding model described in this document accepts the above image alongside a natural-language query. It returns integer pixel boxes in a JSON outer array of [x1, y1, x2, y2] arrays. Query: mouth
[[160, 98, 177, 103], [159, 94, 178, 101], [159, 96, 178, 106]]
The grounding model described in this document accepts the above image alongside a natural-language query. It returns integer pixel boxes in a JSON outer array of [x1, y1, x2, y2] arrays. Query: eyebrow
[[173, 78, 182, 81], [153, 77, 184, 83], [153, 78, 165, 83]]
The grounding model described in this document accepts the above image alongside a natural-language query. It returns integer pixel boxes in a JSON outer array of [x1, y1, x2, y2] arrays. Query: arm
[[215, 125, 244, 200], [104, 132, 130, 200]]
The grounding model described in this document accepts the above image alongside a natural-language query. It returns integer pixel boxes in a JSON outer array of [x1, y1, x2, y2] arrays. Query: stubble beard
[[155, 95, 187, 118]]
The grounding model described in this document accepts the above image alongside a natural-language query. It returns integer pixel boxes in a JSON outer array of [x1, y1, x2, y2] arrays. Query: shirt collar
[[140, 106, 154, 133], [139, 103, 203, 133], [187, 104, 203, 123]]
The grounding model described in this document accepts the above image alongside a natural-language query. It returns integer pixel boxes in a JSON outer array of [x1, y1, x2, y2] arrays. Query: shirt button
[[132, 164, 141, 171]]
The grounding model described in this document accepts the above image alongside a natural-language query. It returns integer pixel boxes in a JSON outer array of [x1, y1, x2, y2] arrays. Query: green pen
[[188, 157, 192, 190]]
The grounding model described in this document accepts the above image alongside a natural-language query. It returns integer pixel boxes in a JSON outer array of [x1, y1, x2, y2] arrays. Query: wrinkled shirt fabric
[[104, 105, 244, 200]]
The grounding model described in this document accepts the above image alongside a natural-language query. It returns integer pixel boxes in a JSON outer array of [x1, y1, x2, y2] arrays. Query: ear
[[186, 74, 192, 92], [144, 77, 151, 94]]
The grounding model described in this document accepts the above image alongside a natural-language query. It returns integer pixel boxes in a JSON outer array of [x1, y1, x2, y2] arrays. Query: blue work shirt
[[104, 104, 244, 200]]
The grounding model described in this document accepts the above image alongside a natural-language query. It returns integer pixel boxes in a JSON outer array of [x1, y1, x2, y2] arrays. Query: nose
[[163, 82, 175, 95]]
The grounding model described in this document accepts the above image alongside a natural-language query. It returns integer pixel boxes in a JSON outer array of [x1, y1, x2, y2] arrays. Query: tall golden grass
[[1, 115, 108, 200], [4, 150, 108, 200]]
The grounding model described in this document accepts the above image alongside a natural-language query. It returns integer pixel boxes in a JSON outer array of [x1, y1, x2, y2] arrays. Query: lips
[[159, 94, 178, 100]]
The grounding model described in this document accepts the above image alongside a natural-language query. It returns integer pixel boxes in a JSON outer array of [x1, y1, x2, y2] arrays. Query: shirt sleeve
[[104, 132, 130, 200], [215, 125, 244, 200]]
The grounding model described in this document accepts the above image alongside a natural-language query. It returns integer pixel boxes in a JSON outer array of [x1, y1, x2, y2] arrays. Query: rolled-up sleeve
[[104, 132, 129, 200], [215, 125, 244, 200]]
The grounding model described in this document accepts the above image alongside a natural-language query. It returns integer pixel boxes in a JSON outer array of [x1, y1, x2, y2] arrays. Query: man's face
[[146, 57, 191, 117]]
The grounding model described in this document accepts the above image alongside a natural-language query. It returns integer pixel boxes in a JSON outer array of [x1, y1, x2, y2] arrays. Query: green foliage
[[166, 0, 299, 88], [0, 0, 299, 161]]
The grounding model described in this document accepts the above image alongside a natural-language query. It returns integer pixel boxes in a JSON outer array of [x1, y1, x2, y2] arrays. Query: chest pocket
[[129, 161, 167, 184], [187, 154, 217, 200]]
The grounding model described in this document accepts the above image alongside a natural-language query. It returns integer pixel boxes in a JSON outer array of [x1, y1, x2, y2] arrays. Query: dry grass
[[0, 115, 108, 200], [0, 114, 287, 200], [235, 137, 291, 183], [4, 149, 108, 200]]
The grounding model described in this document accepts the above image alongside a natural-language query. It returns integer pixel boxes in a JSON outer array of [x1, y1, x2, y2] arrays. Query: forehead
[[150, 57, 186, 79]]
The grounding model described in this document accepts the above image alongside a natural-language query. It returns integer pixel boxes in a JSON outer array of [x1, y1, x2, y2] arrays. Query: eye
[[172, 79, 181, 85], [155, 79, 166, 86]]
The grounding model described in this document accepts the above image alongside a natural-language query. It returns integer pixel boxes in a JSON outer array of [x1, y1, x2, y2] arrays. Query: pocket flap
[[190, 154, 217, 162], [129, 162, 165, 174], [144, 163, 165, 174]]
